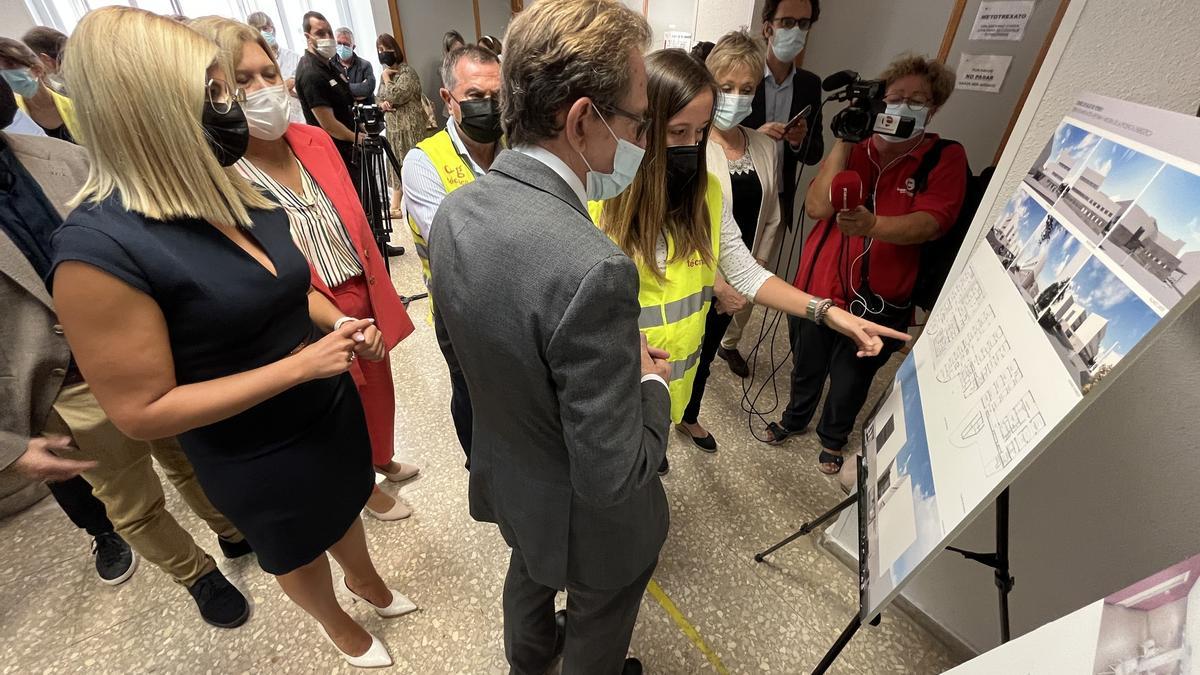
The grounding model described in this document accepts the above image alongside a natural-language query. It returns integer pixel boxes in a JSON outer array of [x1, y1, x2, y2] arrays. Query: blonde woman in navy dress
[[50, 8, 413, 668]]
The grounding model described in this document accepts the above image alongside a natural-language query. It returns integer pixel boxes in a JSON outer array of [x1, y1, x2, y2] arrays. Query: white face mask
[[878, 101, 930, 142], [243, 84, 292, 141], [313, 37, 337, 59], [578, 103, 645, 201], [713, 92, 754, 131], [771, 27, 808, 62]]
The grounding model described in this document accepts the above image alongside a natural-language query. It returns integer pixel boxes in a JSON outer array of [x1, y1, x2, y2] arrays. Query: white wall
[[1093, 605, 1148, 671], [693, 0, 755, 44], [830, 0, 1200, 654], [938, 0, 1065, 170], [1, 0, 37, 35]]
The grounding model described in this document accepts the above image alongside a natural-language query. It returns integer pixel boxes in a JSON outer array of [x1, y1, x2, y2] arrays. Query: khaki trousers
[[720, 304, 756, 350], [42, 382, 242, 586]]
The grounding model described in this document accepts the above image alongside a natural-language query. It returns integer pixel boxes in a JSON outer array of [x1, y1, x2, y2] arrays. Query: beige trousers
[[42, 382, 242, 586], [720, 304, 756, 351]]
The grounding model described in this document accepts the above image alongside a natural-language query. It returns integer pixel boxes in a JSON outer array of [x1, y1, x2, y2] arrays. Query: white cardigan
[[705, 126, 783, 263]]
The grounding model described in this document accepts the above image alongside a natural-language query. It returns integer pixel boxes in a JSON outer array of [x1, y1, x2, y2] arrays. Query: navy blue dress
[[51, 197, 374, 575]]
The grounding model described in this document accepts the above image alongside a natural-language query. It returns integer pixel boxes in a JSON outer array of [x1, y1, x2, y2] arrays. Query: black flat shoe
[[622, 658, 643, 675], [657, 456, 670, 477], [553, 609, 567, 657], [675, 423, 717, 453]]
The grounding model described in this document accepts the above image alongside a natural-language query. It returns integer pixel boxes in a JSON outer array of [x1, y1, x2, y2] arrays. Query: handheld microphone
[[821, 70, 859, 92], [829, 171, 864, 212]]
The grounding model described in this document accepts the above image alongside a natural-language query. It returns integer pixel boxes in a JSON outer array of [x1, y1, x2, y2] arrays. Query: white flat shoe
[[375, 462, 420, 483], [320, 625, 392, 668], [363, 496, 412, 521], [343, 578, 419, 618]]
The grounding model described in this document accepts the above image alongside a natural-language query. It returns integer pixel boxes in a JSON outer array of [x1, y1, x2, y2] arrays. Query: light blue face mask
[[879, 101, 930, 141], [336, 44, 353, 60], [579, 103, 645, 201], [771, 27, 808, 62], [713, 92, 754, 131], [261, 30, 277, 48], [0, 68, 41, 99]]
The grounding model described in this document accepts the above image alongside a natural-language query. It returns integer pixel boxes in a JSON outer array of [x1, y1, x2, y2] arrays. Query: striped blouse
[[234, 158, 363, 289]]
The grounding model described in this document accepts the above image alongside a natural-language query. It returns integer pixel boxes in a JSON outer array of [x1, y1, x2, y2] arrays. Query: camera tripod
[[357, 130, 428, 307]]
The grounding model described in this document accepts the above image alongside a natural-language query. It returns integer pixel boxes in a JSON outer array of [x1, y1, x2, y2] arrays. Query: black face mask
[[0, 79, 17, 130], [378, 51, 397, 67], [202, 100, 250, 167], [665, 143, 701, 202], [456, 97, 503, 144]]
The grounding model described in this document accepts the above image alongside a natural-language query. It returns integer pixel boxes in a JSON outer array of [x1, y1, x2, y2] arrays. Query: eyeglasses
[[772, 17, 813, 31], [600, 104, 652, 141], [883, 94, 931, 110], [206, 78, 246, 114]]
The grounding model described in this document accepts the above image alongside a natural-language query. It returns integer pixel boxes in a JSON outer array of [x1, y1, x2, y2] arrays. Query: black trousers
[[434, 310, 473, 464], [781, 315, 900, 451], [682, 302, 734, 424], [503, 548, 655, 675], [47, 475, 114, 537]]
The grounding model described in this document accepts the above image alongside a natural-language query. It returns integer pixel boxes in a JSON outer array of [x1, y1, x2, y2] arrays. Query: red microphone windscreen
[[829, 171, 864, 212]]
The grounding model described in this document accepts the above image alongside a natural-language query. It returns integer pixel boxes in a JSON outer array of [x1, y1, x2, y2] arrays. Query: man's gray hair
[[335, 26, 353, 42], [440, 44, 500, 92]]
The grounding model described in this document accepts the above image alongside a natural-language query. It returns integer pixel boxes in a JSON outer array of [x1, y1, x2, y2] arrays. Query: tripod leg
[[812, 613, 863, 675], [996, 489, 1013, 643], [755, 493, 858, 562]]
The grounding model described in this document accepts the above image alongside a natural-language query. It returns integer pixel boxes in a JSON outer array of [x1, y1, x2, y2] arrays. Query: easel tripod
[[356, 126, 428, 307], [754, 464, 1014, 673]]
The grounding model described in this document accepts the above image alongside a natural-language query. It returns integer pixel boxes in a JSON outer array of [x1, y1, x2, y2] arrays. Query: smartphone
[[784, 104, 813, 130]]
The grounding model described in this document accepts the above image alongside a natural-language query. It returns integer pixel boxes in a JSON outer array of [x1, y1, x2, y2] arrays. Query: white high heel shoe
[[375, 462, 420, 483], [320, 625, 392, 668], [343, 578, 418, 618]]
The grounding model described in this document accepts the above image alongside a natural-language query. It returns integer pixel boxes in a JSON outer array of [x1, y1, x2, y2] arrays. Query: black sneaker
[[92, 532, 138, 586], [657, 456, 670, 477], [187, 568, 250, 628], [217, 536, 253, 559]]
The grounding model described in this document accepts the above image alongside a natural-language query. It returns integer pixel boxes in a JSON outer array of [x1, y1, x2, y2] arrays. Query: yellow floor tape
[[647, 580, 730, 675]]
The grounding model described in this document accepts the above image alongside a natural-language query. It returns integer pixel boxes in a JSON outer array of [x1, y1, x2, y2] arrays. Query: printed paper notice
[[969, 0, 1035, 41], [956, 53, 1013, 93]]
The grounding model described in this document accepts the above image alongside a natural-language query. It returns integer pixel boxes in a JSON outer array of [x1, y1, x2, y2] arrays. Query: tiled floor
[[0, 226, 962, 674]]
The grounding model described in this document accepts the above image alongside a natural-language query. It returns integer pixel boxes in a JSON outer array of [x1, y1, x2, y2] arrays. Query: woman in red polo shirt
[[765, 54, 967, 477], [192, 17, 420, 521]]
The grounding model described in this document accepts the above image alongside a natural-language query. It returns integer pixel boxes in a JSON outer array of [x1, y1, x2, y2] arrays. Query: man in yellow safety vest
[[401, 44, 504, 466]]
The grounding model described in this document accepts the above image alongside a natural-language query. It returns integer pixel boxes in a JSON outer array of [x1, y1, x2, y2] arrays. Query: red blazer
[[284, 123, 414, 350]]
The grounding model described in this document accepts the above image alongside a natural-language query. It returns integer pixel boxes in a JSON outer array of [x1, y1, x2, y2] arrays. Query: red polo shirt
[[793, 134, 967, 307]]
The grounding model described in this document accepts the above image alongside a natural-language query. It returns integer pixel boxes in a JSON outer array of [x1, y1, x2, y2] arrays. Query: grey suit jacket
[[429, 150, 672, 591], [0, 133, 89, 478]]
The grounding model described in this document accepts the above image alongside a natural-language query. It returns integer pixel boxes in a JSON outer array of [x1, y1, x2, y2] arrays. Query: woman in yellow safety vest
[[592, 49, 909, 477]]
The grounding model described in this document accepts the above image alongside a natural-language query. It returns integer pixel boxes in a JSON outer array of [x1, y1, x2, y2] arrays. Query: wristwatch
[[806, 297, 835, 325]]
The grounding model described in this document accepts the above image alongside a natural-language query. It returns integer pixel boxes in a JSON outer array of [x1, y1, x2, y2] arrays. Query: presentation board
[[946, 553, 1200, 674], [860, 93, 1200, 618]]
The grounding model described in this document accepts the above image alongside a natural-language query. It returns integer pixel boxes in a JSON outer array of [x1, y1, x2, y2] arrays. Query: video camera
[[822, 70, 915, 144], [353, 103, 385, 137]]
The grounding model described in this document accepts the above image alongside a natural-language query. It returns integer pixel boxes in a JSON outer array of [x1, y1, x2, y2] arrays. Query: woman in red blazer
[[199, 19, 418, 521]]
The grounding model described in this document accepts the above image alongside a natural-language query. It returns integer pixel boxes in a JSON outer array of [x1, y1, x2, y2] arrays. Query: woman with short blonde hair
[[52, 7, 411, 667], [189, 14, 420, 523]]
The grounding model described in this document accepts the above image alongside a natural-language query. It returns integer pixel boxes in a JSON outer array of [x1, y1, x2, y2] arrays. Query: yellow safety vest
[[16, 87, 82, 142], [590, 174, 723, 422], [407, 129, 476, 317]]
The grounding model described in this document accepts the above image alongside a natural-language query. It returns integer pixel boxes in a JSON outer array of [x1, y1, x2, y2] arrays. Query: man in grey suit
[[428, 2, 668, 673]]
